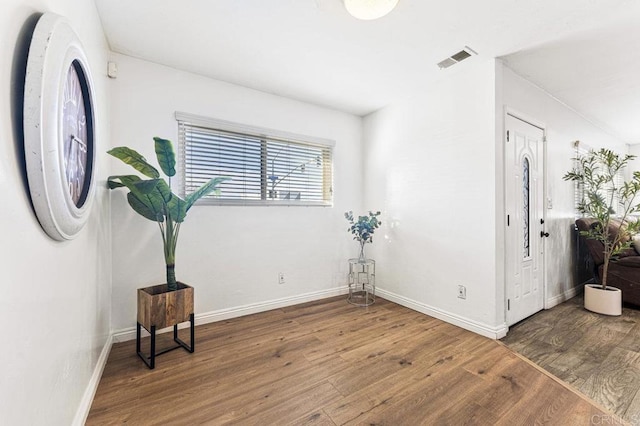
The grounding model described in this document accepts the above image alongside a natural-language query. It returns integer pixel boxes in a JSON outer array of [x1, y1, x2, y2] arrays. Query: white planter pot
[[584, 284, 622, 316]]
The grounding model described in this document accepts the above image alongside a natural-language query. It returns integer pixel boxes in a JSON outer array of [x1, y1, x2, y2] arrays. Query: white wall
[[0, 1, 111, 425], [109, 53, 363, 332], [629, 144, 640, 173], [499, 62, 627, 310], [362, 58, 629, 338], [363, 59, 501, 336]]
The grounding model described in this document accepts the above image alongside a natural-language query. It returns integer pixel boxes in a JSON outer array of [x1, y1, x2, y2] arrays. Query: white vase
[[584, 284, 622, 316]]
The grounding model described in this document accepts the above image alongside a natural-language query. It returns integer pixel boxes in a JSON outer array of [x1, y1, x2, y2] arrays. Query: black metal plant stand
[[136, 313, 195, 369]]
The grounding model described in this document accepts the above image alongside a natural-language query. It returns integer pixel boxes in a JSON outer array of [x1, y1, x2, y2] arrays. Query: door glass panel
[[523, 157, 530, 258]]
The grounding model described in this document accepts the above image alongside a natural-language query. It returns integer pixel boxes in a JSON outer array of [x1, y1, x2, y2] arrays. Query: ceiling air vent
[[437, 46, 477, 69]]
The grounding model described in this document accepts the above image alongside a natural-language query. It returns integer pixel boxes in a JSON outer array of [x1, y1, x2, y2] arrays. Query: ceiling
[[94, 0, 640, 143]]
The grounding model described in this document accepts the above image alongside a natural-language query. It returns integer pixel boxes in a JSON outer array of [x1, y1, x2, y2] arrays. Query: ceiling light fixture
[[344, 0, 399, 20]]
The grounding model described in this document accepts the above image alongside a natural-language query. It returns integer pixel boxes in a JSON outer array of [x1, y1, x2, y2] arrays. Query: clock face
[[62, 61, 93, 207]]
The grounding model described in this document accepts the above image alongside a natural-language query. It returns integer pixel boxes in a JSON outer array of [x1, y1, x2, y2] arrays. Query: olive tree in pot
[[564, 148, 640, 315], [108, 137, 228, 368]]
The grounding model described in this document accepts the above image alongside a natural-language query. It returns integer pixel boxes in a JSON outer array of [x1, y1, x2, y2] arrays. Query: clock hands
[[71, 134, 86, 147], [67, 134, 88, 204], [71, 134, 88, 153]]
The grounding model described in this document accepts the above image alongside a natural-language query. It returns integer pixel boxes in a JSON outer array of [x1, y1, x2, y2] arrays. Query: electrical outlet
[[458, 285, 466, 299], [278, 272, 285, 285]]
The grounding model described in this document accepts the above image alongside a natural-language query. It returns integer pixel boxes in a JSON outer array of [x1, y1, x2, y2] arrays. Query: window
[[176, 112, 334, 206], [523, 157, 530, 259], [573, 141, 625, 217]]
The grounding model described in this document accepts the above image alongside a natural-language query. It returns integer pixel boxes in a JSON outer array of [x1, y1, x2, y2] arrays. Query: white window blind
[[176, 112, 333, 206], [573, 140, 587, 217]]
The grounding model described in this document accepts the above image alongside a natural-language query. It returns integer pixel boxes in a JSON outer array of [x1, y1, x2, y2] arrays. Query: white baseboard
[[72, 334, 113, 426], [545, 285, 581, 310], [376, 287, 509, 339], [113, 286, 350, 342]]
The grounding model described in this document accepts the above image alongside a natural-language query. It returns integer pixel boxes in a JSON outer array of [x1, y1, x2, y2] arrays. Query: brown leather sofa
[[576, 218, 640, 306]]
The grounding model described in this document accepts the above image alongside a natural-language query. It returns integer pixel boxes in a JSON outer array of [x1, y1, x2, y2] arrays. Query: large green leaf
[[154, 179, 173, 203], [108, 147, 160, 178], [185, 177, 230, 210], [127, 192, 160, 222], [107, 180, 126, 189], [110, 175, 176, 223], [145, 186, 169, 220], [108, 175, 141, 188], [108, 175, 159, 203], [154, 137, 176, 177], [166, 195, 187, 223], [133, 179, 161, 194], [110, 174, 159, 221]]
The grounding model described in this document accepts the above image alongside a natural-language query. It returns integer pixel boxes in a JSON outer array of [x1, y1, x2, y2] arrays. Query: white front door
[[505, 113, 545, 326]]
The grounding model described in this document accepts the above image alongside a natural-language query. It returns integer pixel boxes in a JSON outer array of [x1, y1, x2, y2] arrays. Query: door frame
[[503, 107, 548, 326]]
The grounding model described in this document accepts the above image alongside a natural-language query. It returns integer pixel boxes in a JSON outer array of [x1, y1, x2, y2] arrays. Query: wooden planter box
[[137, 282, 194, 330], [136, 282, 195, 369]]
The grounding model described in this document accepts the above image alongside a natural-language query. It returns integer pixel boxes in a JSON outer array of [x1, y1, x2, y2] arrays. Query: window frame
[[175, 112, 335, 207]]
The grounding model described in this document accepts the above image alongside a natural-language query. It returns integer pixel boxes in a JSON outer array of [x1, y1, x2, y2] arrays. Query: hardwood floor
[[88, 296, 616, 425], [502, 295, 640, 425]]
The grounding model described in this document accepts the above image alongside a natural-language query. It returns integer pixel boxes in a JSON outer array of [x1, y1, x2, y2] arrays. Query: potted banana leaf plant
[[108, 137, 228, 368]]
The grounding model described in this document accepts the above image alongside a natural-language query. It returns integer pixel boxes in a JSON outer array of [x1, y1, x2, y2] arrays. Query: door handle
[[540, 231, 549, 238]]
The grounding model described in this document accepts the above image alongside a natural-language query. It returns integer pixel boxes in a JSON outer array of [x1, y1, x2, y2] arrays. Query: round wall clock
[[24, 13, 97, 241]]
